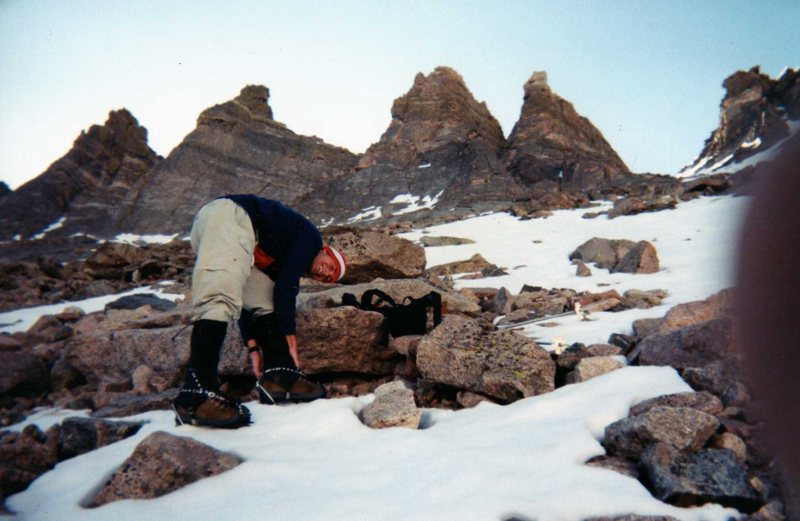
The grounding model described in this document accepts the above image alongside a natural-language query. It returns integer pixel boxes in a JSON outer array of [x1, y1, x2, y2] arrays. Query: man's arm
[[248, 339, 263, 377], [285, 334, 300, 369]]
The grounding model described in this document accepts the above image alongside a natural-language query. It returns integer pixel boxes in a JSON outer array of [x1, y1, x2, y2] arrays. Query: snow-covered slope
[[3, 194, 751, 521]]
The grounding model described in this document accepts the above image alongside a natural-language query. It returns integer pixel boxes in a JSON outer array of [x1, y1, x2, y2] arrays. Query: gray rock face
[[119, 85, 357, 234], [360, 67, 506, 169], [603, 406, 720, 459], [296, 306, 397, 375], [419, 236, 475, 247], [58, 417, 144, 460], [339, 67, 526, 223], [611, 241, 659, 274], [0, 350, 48, 396], [360, 380, 421, 429], [64, 309, 192, 388], [416, 315, 555, 402], [87, 431, 241, 507], [0, 426, 59, 508], [504, 71, 630, 189], [4, 66, 673, 245], [104, 294, 178, 313], [637, 318, 731, 370], [642, 444, 762, 513], [569, 238, 659, 274], [328, 228, 426, 283], [569, 238, 639, 270], [0, 110, 162, 241], [685, 66, 800, 174], [653, 290, 733, 333], [427, 254, 496, 278], [681, 362, 751, 407], [607, 195, 678, 219], [565, 356, 626, 384], [629, 392, 724, 417]]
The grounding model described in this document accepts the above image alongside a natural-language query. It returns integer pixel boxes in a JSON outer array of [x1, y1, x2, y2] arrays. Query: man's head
[[310, 245, 346, 283]]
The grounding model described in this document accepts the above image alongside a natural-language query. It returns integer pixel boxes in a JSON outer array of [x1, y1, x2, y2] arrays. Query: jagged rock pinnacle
[[359, 66, 505, 170], [506, 70, 629, 185], [235, 85, 274, 121], [524, 71, 551, 95]]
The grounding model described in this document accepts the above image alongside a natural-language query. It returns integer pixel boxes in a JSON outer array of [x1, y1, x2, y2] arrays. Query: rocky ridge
[[505, 71, 630, 188], [1, 65, 797, 518], [1, 65, 693, 250], [120, 85, 358, 234], [0, 232, 794, 517], [683, 66, 800, 177], [0, 110, 162, 241], [331, 66, 527, 223]]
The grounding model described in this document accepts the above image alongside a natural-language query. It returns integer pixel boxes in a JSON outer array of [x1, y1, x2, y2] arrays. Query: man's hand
[[285, 334, 300, 369], [247, 340, 263, 377]]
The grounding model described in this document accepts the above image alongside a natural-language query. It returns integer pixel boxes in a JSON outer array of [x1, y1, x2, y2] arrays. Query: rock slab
[[416, 315, 554, 402], [642, 444, 762, 513], [360, 380, 421, 429], [88, 431, 241, 507], [603, 406, 720, 459]]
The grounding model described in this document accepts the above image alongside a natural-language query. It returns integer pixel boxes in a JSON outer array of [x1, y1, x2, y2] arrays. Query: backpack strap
[[403, 291, 443, 328], [341, 293, 360, 307], [428, 291, 443, 327], [361, 289, 397, 311]]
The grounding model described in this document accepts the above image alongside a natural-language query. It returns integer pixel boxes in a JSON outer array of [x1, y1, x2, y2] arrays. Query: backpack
[[342, 289, 443, 346]]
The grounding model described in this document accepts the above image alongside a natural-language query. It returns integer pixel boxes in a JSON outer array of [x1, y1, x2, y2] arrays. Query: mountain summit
[[119, 85, 358, 233], [1, 66, 667, 243], [0, 109, 161, 241], [682, 66, 799, 176], [505, 71, 630, 188], [358, 66, 506, 170], [316, 66, 525, 224]]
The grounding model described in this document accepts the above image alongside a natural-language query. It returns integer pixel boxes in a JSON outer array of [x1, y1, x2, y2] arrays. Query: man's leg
[[249, 314, 326, 404], [175, 199, 255, 427], [241, 269, 325, 403]]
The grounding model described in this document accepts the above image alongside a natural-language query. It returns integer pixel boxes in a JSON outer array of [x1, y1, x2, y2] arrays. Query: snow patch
[[741, 137, 761, 149], [0, 286, 184, 334], [31, 216, 67, 240], [400, 195, 746, 347], [676, 155, 712, 179], [347, 206, 382, 223], [680, 116, 800, 178], [707, 154, 734, 171], [7, 368, 739, 521], [389, 190, 445, 215], [71, 232, 98, 240], [113, 232, 179, 245], [2, 193, 753, 521]]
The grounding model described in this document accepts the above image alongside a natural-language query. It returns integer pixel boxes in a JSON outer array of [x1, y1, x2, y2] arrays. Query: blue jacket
[[222, 194, 322, 335]]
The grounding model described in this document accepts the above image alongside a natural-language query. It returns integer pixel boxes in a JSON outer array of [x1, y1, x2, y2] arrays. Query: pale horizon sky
[[1, 1, 798, 190]]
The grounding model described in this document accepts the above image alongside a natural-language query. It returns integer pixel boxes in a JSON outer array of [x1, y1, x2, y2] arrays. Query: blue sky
[[1, 1, 798, 189]]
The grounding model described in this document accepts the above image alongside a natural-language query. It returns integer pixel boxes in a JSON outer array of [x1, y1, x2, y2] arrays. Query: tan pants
[[190, 199, 275, 322]]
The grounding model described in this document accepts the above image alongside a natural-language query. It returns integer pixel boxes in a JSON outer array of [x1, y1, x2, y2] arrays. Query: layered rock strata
[[504, 71, 630, 190], [120, 85, 358, 233], [0, 110, 161, 241], [685, 66, 800, 174]]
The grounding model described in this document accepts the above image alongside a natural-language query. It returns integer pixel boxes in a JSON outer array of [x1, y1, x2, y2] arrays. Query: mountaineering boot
[[249, 313, 326, 404], [173, 369, 251, 428], [173, 320, 251, 428], [256, 367, 327, 405]]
